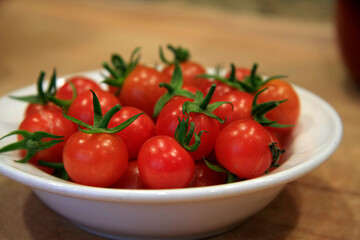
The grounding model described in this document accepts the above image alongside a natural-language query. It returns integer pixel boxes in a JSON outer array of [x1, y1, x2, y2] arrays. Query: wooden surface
[[0, 0, 359, 239]]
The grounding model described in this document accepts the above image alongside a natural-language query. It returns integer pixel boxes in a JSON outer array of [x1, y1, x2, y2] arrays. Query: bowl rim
[[0, 73, 343, 203]]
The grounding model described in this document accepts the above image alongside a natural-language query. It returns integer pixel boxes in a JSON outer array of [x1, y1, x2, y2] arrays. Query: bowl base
[[73, 220, 246, 240]]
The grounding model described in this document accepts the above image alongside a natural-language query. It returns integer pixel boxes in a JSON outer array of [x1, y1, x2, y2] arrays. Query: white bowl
[[0, 70, 342, 240]]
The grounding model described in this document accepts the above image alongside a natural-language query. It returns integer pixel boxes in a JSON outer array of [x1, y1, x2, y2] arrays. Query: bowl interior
[[0, 70, 343, 202]]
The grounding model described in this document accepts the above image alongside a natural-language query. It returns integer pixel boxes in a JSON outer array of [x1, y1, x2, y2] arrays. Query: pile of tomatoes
[[0, 45, 300, 189]]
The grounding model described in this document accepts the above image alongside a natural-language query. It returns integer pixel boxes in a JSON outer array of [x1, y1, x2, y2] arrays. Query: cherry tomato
[[256, 79, 300, 144], [67, 89, 120, 125], [119, 66, 168, 116], [18, 109, 77, 170], [63, 132, 128, 187], [111, 160, 146, 189], [138, 135, 195, 189], [108, 106, 155, 160], [56, 76, 102, 100], [162, 62, 206, 88], [212, 90, 254, 127], [155, 98, 221, 161], [188, 162, 227, 187], [215, 119, 274, 179], [25, 102, 61, 117]]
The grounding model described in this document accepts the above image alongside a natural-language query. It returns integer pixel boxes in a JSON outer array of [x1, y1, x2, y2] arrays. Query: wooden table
[[0, 0, 359, 239]]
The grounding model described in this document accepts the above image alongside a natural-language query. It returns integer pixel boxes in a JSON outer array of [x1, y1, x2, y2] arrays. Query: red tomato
[[63, 132, 128, 187], [18, 109, 77, 170], [199, 80, 235, 98], [56, 76, 102, 100], [215, 119, 273, 179], [224, 67, 251, 80], [256, 79, 300, 144], [138, 135, 195, 189], [119, 66, 168, 116], [212, 90, 254, 127], [155, 98, 221, 161], [108, 106, 155, 160], [111, 160, 146, 189], [67, 89, 120, 125], [25, 102, 61, 117], [162, 62, 207, 88], [188, 162, 227, 187]]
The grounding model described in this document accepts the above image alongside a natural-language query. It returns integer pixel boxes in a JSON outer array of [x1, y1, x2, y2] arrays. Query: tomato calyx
[[203, 159, 238, 183], [197, 63, 245, 91], [251, 88, 293, 128], [0, 130, 64, 163], [159, 44, 190, 64], [10, 70, 74, 110], [63, 90, 144, 134], [174, 117, 205, 152], [269, 142, 285, 168], [153, 62, 195, 117], [102, 47, 141, 95], [240, 63, 287, 93], [38, 161, 69, 180], [182, 84, 231, 124]]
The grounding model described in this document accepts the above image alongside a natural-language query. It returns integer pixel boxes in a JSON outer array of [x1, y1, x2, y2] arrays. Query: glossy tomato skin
[[108, 106, 155, 160], [215, 119, 273, 179], [18, 109, 77, 170], [212, 90, 253, 127], [188, 162, 227, 187], [25, 102, 61, 117], [67, 89, 120, 125], [63, 132, 128, 187], [162, 61, 207, 88], [56, 76, 102, 100], [111, 160, 146, 189], [155, 98, 221, 161], [138, 135, 195, 189], [119, 66, 168, 117], [256, 79, 300, 144]]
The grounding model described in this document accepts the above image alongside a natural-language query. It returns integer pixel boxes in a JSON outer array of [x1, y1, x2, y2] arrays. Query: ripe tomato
[[256, 79, 300, 143], [111, 160, 146, 189], [215, 119, 274, 179], [162, 62, 207, 87], [212, 90, 254, 127], [188, 161, 227, 187], [155, 98, 221, 161], [25, 102, 61, 116], [67, 89, 120, 125], [108, 106, 155, 160], [56, 76, 102, 100], [119, 66, 168, 116], [63, 132, 128, 187], [18, 109, 77, 170], [138, 135, 195, 189]]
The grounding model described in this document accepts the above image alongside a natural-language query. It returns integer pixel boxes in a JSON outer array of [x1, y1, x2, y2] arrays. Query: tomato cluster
[[0, 45, 300, 189]]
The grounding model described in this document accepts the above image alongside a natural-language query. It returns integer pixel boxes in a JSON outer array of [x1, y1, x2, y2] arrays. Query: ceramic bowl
[[0, 70, 342, 240]]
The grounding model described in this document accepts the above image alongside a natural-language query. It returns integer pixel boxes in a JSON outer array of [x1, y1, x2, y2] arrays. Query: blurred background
[[1, 0, 360, 240]]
